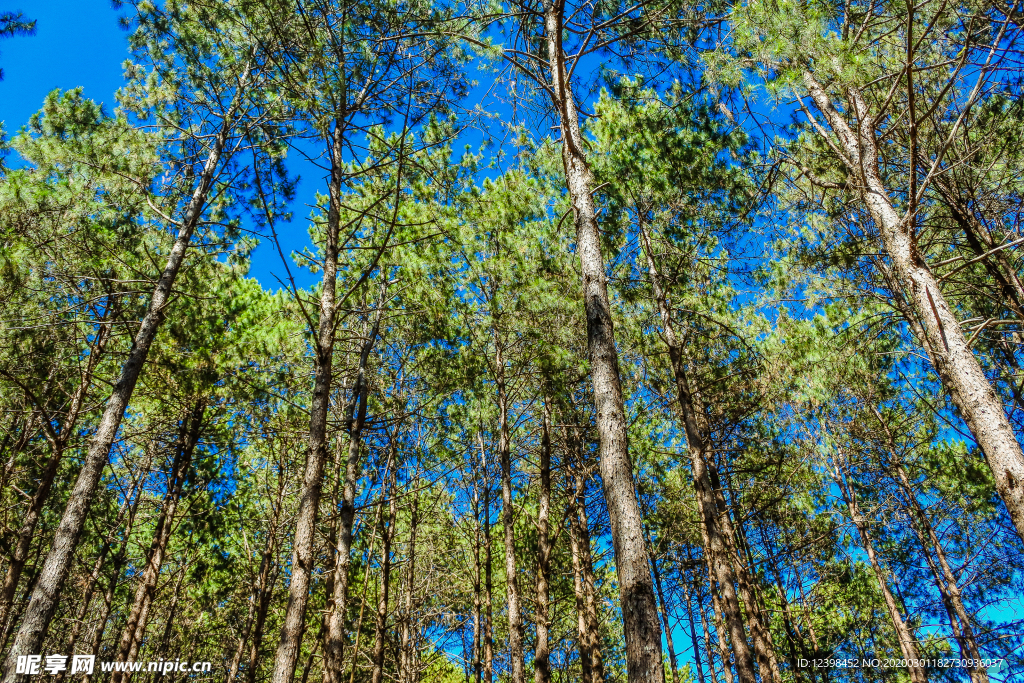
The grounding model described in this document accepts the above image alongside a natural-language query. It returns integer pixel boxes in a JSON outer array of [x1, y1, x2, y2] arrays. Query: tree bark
[[540, 6, 663, 680], [533, 398, 554, 683], [803, 72, 1024, 539], [1, 69, 248, 683], [270, 117, 347, 683]]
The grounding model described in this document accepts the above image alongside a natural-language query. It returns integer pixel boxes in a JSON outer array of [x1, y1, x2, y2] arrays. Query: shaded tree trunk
[[493, 327, 525, 683], [324, 287, 386, 683], [370, 464, 398, 683], [567, 438, 604, 683], [830, 449, 925, 683], [271, 118, 347, 683], [399, 486, 419, 683]]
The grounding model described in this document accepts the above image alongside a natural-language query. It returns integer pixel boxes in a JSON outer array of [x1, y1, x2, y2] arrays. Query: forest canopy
[[0, 1, 1022, 683]]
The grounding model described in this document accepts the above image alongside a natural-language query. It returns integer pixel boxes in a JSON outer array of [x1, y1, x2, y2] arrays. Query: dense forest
[[0, 0, 1022, 682]]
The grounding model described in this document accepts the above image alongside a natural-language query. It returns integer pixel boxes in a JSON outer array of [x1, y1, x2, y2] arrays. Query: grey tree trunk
[[803, 72, 1024, 539], [0, 74, 247, 681], [541, 5, 663, 680], [245, 468, 286, 683], [370, 466, 398, 683], [399, 487, 419, 683], [270, 119, 346, 683], [872, 408, 987, 683], [567, 437, 604, 683]]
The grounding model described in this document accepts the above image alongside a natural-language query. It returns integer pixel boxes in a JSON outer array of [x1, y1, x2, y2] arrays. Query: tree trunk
[[651, 551, 680, 683], [803, 72, 1024, 539], [567, 439, 604, 683], [533, 398, 554, 683], [0, 71, 249, 682], [399, 486, 419, 683], [679, 560, 707, 683], [493, 327, 525, 683], [112, 400, 205, 683], [636, 218, 755, 683], [246, 465, 287, 683], [830, 450, 925, 683], [370, 465, 398, 683], [324, 287, 387, 683], [82, 447, 156, 683], [480, 434, 494, 683], [271, 118, 347, 683], [717, 469, 782, 683], [539, 4, 663, 680], [703, 549, 735, 683], [472, 461, 482, 683]]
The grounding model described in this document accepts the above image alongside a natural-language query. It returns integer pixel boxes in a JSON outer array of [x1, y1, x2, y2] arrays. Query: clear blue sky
[[0, 1, 125, 134]]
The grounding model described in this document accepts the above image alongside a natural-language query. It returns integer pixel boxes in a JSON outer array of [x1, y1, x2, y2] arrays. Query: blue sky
[[0, 0, 324, 291]]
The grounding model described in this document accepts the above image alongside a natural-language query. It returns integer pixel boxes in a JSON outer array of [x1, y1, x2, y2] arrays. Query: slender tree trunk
[[324, 287, 387, 683], [637, 218, 755, 683], [55, 468, 137, 683], [271, 118, 347, 683], [651, 552, 680, 683], [533, 398, 553, 683], [83, 447, 155, 683], [702, 548, 735, 683], [492, 327, 525, 683], [718, 470, 782, 683], [830, 450, 925, 683], [695, 575, 721, 683], [567, 439, 604, 683], [480, 434, 494, 683], [1, 73, 249, 682], [370, 466, 398, 683], [399, 487, 419, 683], [112, 400, 205, 683], [803, 73, 1024, 539], [539, 5, 663, 680], [680, 562, 707, 683], [246, 467, 287, 683], [472, 464, 482, 683]]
